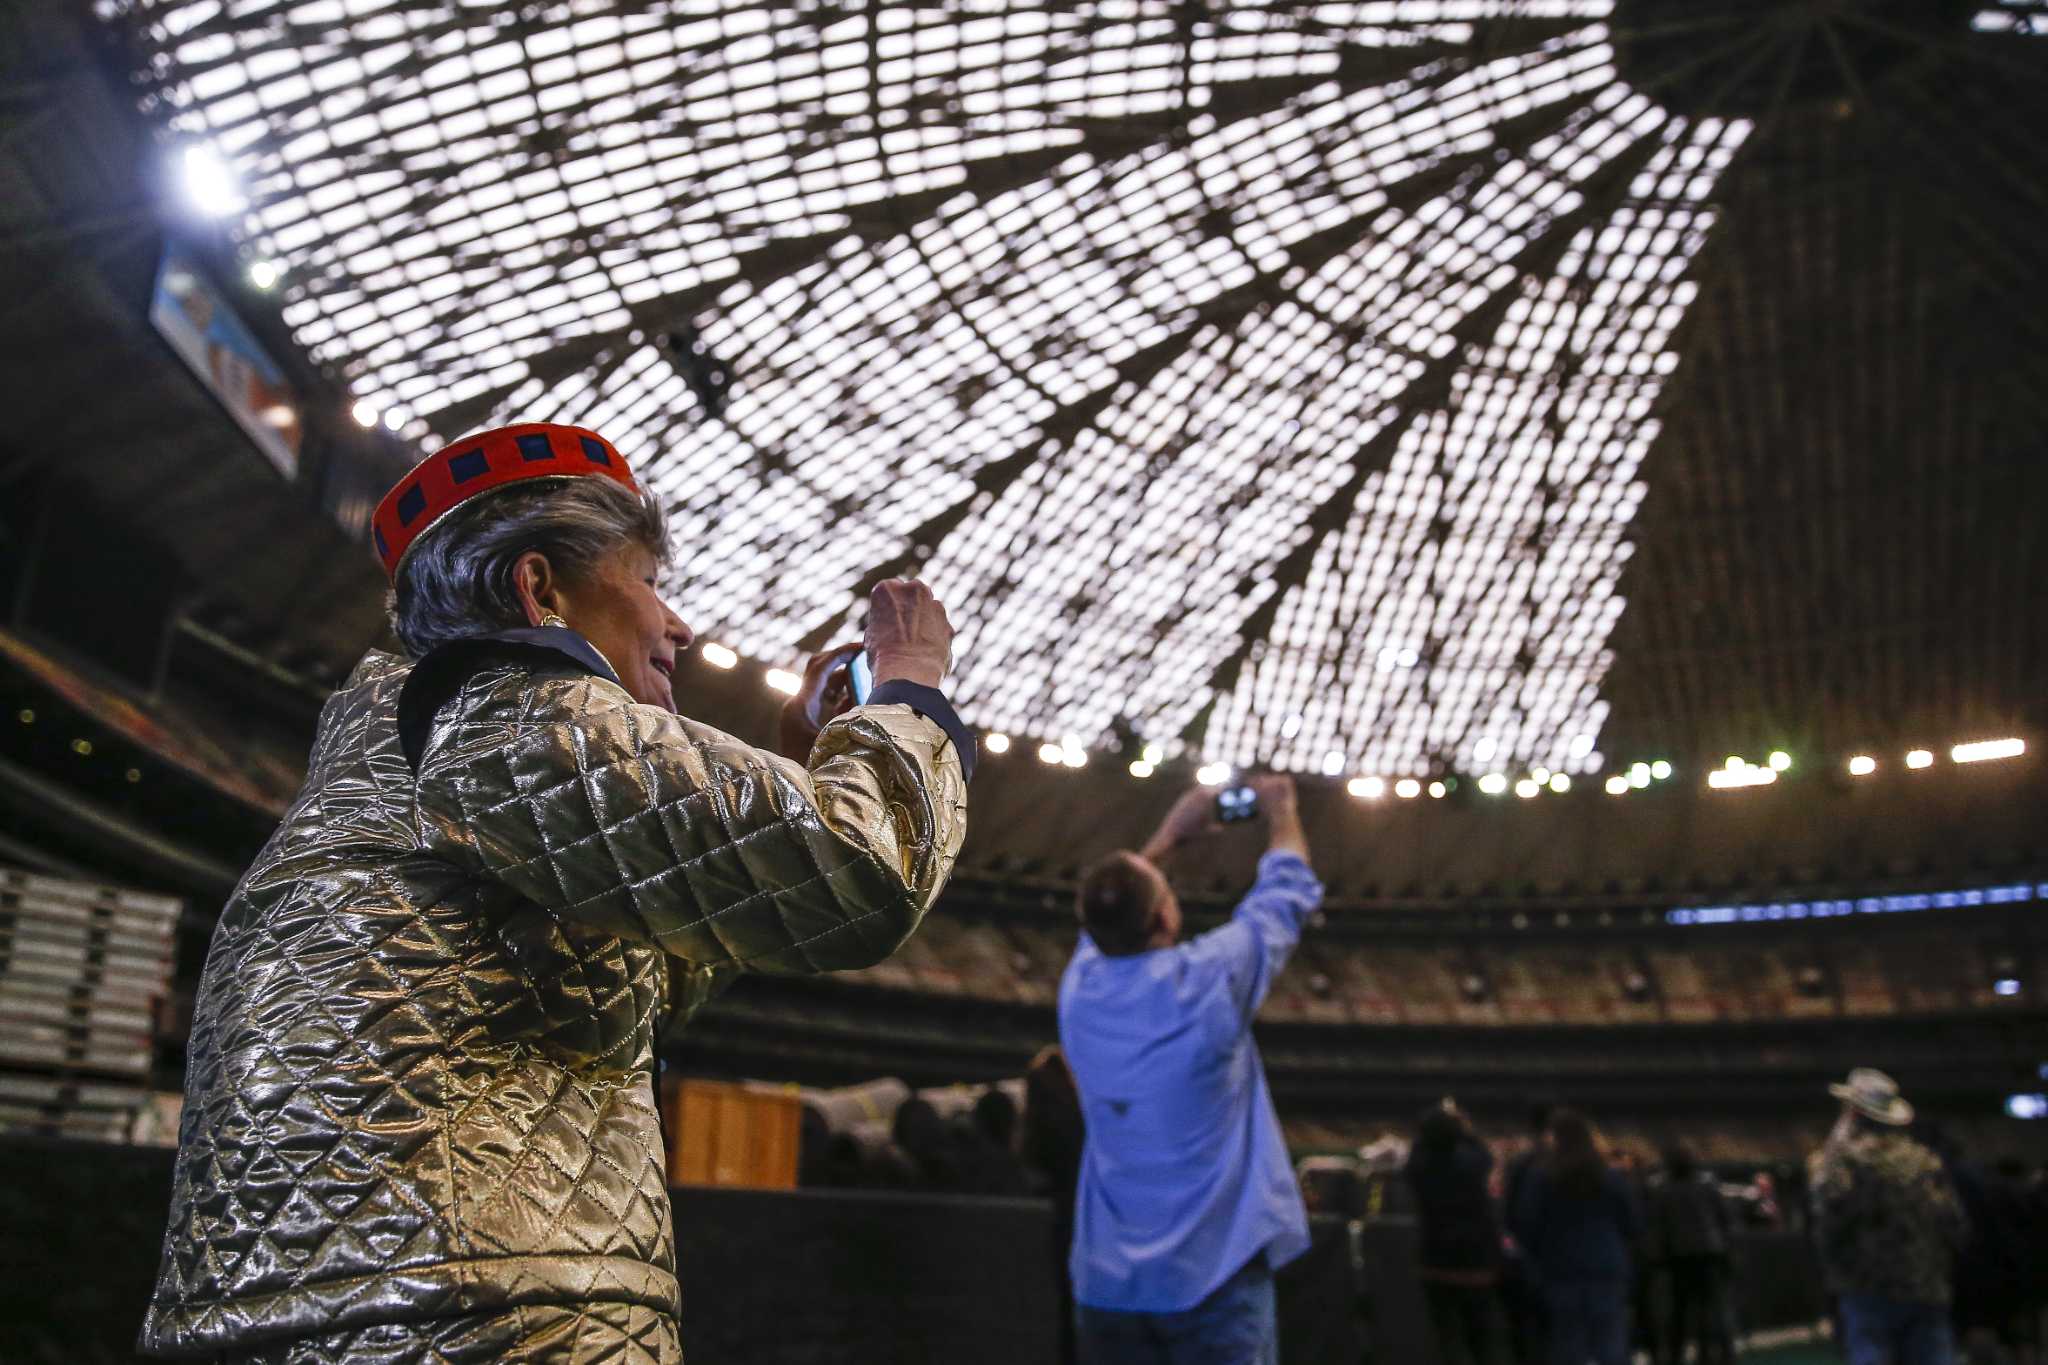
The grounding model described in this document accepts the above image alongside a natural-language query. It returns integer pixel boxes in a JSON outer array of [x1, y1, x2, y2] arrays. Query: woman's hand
[[865, 579, 954, 689], [776, 643, 862, 761]]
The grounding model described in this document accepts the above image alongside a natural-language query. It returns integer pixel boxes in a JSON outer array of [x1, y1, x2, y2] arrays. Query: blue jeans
[[1075, 1257, 1278, 1365], [1544, 1282, 1629, 1365], [1839, 1293, 1956, 1365]]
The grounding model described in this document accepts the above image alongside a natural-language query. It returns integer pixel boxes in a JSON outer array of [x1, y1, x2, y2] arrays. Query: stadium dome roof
[[101, 0, 2047, 777]]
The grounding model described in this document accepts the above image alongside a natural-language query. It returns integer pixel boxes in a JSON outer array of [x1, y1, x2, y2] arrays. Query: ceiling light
[[1629, 762, 1651, 787], [700, 642, 737, 669], [1768, 750, 1792, 772], [180, 143, 245, 216], [1195, 763, 1230, 787], [984, 732, 1011, 755], [1707, 766, 1777, 789], [1394, 778, 1422, 799], [1905, 749, 1935, 769], [1140, 742, 1162, 765], [1548, 773, 1570, 793], [381, 409, 406, 432], [1514, 779, 1540, 799], [764, 668, 801, 695], [1952, 738, 2025, 764], [247, 259, 281, 290], [1531, 767, 1551, 784], [350, 400, 379, 428], [1724, 755, 1747, 771], [1569, 734, 1595, 759], [1605, 775, 1629, 795], [1649, 760, 1672, 780], [1039, 743, 1066, 765], [1477, 773, 1508, 795], [1063, 750, 1088, 769], [1427, 781, 1446, 799], [1321, 750, 1345, 776], [1128, 760, 1154, 778], [1847, 755, 1876, 776], [1994, 978, 2021, 997], [1346, 776, 1385, 800], [1473, 738, 1497, 763]]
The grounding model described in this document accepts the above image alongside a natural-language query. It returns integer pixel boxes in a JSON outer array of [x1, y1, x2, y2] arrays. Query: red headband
[[371, 422, 640, 580]]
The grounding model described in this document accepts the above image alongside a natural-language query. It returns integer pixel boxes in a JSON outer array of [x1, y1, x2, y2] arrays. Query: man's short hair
[[1077, 852, 1162, 955]]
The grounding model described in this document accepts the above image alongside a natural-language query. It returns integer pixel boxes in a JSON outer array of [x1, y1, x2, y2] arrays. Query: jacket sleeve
[[413, 666, 967, 975]]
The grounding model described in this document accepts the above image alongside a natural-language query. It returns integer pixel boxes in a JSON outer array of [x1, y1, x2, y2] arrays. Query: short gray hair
[[387, 477, 671, 658]]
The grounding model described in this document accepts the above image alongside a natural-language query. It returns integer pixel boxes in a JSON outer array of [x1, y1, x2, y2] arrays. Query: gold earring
[[539, 612, 568, 629]]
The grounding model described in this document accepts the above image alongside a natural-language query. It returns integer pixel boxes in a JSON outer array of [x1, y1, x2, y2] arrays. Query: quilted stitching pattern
[[221, 1301, 680, 1363], [141, 650, 965, 1358]]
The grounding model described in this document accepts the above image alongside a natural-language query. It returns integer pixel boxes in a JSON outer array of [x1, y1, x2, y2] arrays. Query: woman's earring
[[539, 612, 569, 629]]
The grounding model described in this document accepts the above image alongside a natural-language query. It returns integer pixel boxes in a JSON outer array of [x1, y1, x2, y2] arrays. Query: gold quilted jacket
[[140, 646, 967, 1357]]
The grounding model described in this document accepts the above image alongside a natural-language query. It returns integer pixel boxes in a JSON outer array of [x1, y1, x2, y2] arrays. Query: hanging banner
[[149, 246, 302, 481]]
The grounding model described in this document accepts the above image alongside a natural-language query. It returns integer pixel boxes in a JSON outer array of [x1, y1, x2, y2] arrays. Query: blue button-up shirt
[[1058, 850, 1324, 1312]]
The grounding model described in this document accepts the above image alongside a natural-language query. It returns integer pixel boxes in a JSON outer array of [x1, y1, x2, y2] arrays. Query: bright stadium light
[[984, 732, 1011, 755], [1427, 781, 1447, 799], [1195, 763, 1230, 787], [1629, 763, 1651, 788], [1906, 749, 1935, 769], [699, 643, 738, 669], [1140, 743, 1163, 765], [1128, 760, 1154, 778], [1478, 774, 1508, 796], [1650, 760, 1673, 781], [1548, 773, 1571, 793], [1605, 775, 1630, 795], [113, 1, 1752, 780], [1346, 776, 1385, 800], [247, 259, 282, 290], [1952, 738, 2025, 763], [1321, 750, 1346, 776], [1394, 779, 1422, 799], [1039, 743, 1066, 766], [1708, 766, 1777, 790], [350, 400, 379, 428], [180, 143, 245, 216], [1514, 779, 1540, 799], [1847, 754, 1876, 776], [764, 668, 802, 696], [1768, 751, 1792, 772]]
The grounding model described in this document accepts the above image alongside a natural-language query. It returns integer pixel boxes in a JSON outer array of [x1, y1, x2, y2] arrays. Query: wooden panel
[[666, 1078, 801, 1190]]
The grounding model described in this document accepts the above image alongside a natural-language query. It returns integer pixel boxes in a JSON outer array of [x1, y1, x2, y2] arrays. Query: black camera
[[1215, 785, 1260, 823]]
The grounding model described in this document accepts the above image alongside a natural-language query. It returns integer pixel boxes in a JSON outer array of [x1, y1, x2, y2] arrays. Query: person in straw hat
[[1809, 1068, 1968, 1365]]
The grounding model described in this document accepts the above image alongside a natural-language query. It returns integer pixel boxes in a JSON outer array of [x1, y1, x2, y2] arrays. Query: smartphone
[[804, 647, 874, 729], [1215, 784, 1259, 823], [846, 650, 875, 706]]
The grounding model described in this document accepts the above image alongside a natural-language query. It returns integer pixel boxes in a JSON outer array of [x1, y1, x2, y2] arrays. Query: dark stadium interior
[[0, 2, 2043, 1363]]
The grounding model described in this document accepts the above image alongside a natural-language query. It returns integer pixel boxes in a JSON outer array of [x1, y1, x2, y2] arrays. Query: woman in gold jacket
[[140, 423, 972, 1362]]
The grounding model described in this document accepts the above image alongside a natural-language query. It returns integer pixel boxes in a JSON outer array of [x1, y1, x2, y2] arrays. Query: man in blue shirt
[[1059, 774, 1324, 1364]]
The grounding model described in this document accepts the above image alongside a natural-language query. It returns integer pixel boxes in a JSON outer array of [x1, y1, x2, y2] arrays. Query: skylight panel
[[110, 0, 1750, 776]]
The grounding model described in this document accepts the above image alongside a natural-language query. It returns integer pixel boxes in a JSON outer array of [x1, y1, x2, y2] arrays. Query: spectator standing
[[1502, 1103, 1557, 1365], [1060, 776, 1323, 1364], [1808, 1069, 1967, 1365], [1649, 1144, 1735, 1365], [1024, 1047, 1088, 1365], [1406, 1102, 1511, 1365], [1511, 1110, 1643, 1365]]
